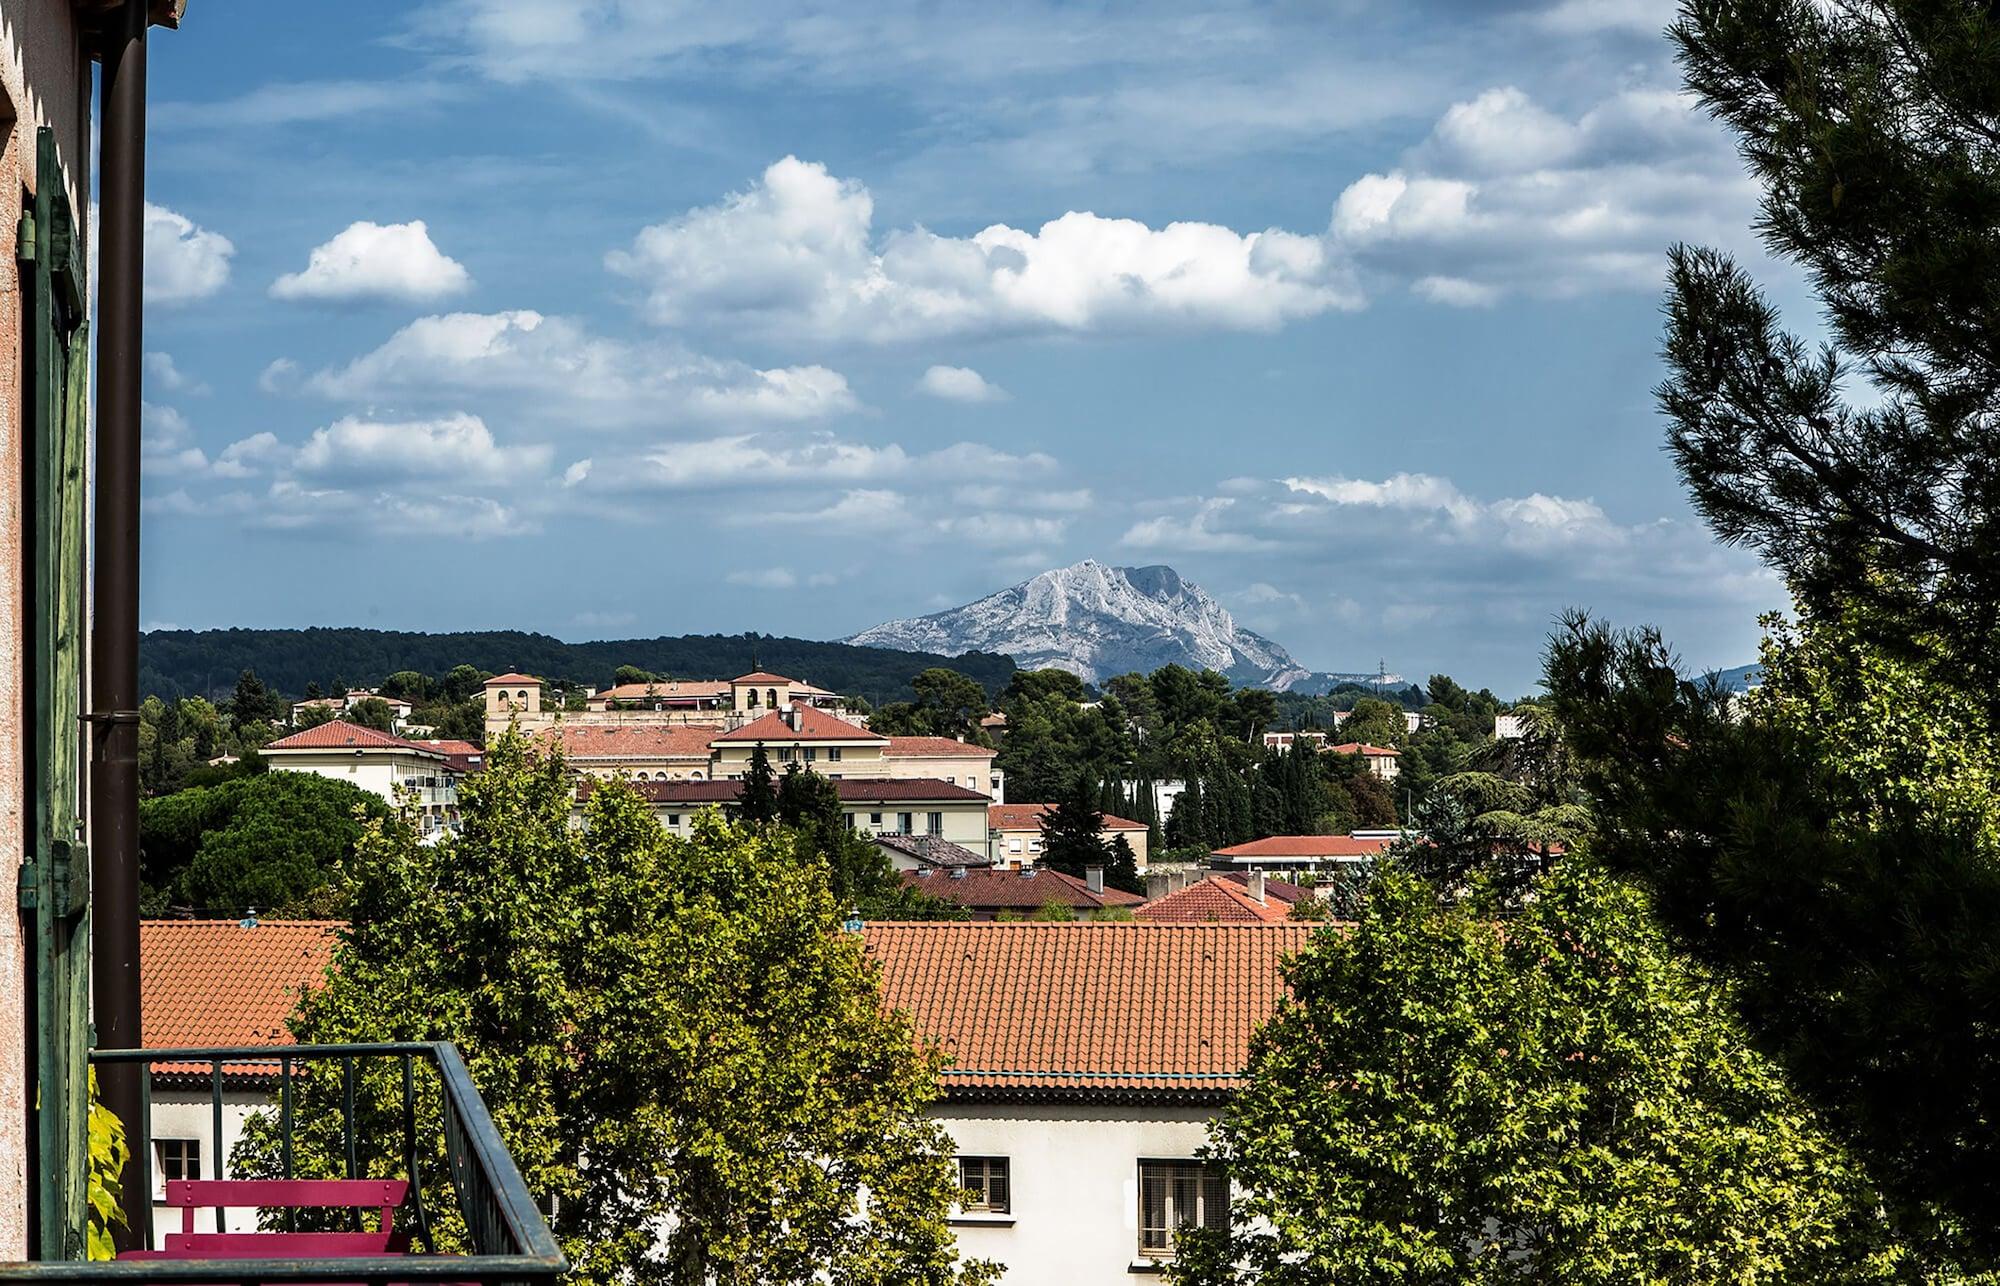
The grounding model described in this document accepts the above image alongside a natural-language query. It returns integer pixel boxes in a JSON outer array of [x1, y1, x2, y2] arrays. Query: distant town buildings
[[987, 803, 1148, 867], [258, 721, 480, 838]]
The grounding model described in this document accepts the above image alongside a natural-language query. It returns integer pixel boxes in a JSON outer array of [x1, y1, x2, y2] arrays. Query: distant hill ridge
[[139, 627, 1017, 707]]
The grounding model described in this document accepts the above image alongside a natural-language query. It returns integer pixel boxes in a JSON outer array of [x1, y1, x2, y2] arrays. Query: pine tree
[[739, 743, 778, 823], [1038, 774, 1112, 878]]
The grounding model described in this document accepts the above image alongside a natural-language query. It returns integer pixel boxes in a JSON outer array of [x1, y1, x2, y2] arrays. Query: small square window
[[828, 747, 843, 761], [666, 814, 680, 827], [959, 1156, 1010, 1214], [870, 812, 883, 826], [157, 1138, 201, 1192]]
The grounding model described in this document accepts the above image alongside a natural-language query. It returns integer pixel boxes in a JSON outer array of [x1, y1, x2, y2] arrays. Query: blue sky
[[136, 0, 1797, 694]]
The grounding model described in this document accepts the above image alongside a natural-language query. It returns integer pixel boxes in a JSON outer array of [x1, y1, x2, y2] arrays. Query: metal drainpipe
[[91, 0, 148, 1249]]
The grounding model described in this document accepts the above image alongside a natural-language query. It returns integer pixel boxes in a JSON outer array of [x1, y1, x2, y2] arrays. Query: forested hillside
[[139, 627, 1016, 706]]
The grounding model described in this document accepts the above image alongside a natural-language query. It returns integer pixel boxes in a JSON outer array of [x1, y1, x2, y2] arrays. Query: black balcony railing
[[0, 1043, 566, 1286]]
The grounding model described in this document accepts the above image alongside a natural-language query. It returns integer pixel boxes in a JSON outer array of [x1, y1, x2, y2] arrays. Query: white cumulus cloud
[[272, 220, 473, 303], [295, 412, 553, 483], [917, 365, 1009, 403], [607, 156, 1361, 342], [144, 203, 233, 304]]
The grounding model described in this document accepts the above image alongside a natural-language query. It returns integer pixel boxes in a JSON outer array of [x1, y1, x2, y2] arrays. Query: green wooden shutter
[[19, 124, 92, 1262]]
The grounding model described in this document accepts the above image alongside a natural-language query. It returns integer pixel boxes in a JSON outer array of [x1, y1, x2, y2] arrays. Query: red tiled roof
[[1213, 834, 1395, 860], [1217, 871, 1313, 903], [1329, 742, 1400, 757], [485, 673, 541, 685], [592, 776, 990, 805], [883, 737, 997, 759], [593, 680, 730, 703], [731, 671, 795, 684], [862, 921, 1314, 1098], [140, 921, 340, 1079], [263, 720, 428, 754], [548, 723, 713, 759], [712, 704, 885, 744], [901, 867, 1144, 910], [1138, 876, 1292, 923], [987, 803, 1146, 831]]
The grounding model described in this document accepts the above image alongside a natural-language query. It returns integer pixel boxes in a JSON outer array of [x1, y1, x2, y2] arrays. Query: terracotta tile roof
[[1137, 876, 1292, 923], [140, 921, 340, 1080], [1213, 834, 1395, 860], [593, 776, 990, 805], [712, 703, 886, 744], [263, 720, 428, 754], [592, 680, 730, 703], [988, 803, 1146, 831], [900, 867, 1144, 910], [732, 671, 795, 684], [874, 835, 992, 868], [548, 723, 714, 759], [484, 673, 541, 686], [883, 736, 997, 759], [1329, 742, 1400, 757], [408, 739, 484, 773], [862, 921, 1314, 1099]]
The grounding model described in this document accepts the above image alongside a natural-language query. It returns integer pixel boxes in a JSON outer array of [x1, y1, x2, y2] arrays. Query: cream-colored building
[[259, 720, 464, 838], [709, 704, 890, 779], [1331, 741, 1401, 780], [987, 803, 1151, 868], [543, 724, 713, 780], [612, 777, 990, 852], [486, 669, 849, 741], [883, 737, 1003, 801]]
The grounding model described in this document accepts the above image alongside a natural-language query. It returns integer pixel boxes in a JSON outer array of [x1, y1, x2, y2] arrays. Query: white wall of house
[[933, 1101, 1218, 1284], [883, 754, 1003, 801], [145, 1089, 269, 1243], [262, 748, 458, 834]]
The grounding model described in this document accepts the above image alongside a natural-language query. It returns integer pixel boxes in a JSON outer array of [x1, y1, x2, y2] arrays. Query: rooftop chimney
[[1146, 871, 1172, 899], [1247, 871, 1266, 904], [1085, 866, 1105, 895]]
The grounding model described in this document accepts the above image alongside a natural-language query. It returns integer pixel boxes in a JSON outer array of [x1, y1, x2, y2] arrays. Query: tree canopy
[[235, 733, 996, 1286], [139, 771, 389, 915]]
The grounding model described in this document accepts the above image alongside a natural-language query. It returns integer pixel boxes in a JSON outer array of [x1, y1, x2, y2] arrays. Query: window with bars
[[1137, 1160, 1227, 1258], [958, 1156, 1010, 1213]]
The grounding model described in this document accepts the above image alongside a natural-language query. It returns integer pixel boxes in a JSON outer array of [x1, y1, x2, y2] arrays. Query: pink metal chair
[[121, 1178, 412, 1260]]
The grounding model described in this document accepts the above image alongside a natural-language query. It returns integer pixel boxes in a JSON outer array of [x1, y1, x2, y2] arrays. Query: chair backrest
[[165, 1179, 408, 1237]]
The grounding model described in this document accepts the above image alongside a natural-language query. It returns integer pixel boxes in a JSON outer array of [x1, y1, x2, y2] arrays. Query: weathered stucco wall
[[0, 0, 91, 1259]]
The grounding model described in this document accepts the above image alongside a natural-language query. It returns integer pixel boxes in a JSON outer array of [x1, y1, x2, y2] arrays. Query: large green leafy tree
[[237, 733, 995, 1286], [230, 668, 283, 731], [1173, 863, 1927, 1285], [139, 771, 389, 914]]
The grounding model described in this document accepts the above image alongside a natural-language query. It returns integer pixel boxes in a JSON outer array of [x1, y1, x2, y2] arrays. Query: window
[[157, 1138, 200, 1191], [667, 814, 680, 827], [1138, 1161, 1227, 1259], [828, 747, 842, 762], [1008, 838, 1023, 853], [898, 812, 914, 835], [870, 812, 883, 826], [958, 1156, 1010, 1214], [928, 812, 944, 836], [804, 747, 817, 763], [767, 688, 779, 708]]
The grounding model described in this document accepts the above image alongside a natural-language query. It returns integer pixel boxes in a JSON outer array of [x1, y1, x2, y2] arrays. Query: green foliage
[[140, 771, 390, 914], [295, 703, 337, 729], [1173, 861, 1933, 1285], [86, 1071, 128, 1261], [612, 664, 660, 686], [1029, 900, 1078, 922], [230, 668, 282, 731], [1038, 774, 1111, 873], [235, 733, 996, 1286], [740, 744, 778, 823], [140, 628, 1015, 711], [868, 669, 993, 745], [347, 697, 396, 732]]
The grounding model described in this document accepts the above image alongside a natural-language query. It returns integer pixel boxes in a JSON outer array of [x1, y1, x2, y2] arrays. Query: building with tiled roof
[[863, 920, 1314, 1278], [544, 722, 715, 779], [899, 866, 1144, 918], [1329, 741, 1402, 780], [579, 774, 993, 855], [1136, 875, 1292, 923], [884, 736, 1004, 802], [139, 920, 343, 1243], [260, 721, 463, 838], [1211, 833, 1396, 871], [987, 802, 1150, 867], [710, 703, 890, 780], [874, 834, 992, 873]]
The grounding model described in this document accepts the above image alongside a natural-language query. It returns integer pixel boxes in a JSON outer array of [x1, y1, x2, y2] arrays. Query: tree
[[1658, 0, 2000, 709], [909, 668, 991, 744], [440, 664, 490, 703], [377, 670, 430, 701], [139, 771, 390, 914], [302, 680, 324, 701], [1226, 688, 1278, 742], [230, 669, 281, 731], [1339, 697, 1405, 749], [233, 734, 996, 1286], [1038, 774, 1111, 878], [1172, 861, 1927, 1285], [347, 697, 396, 733], [613, 664, 659, 686], [1104, 833, 1142, 896], [740, 743, 778, 823], [295, 703, 337, 730]]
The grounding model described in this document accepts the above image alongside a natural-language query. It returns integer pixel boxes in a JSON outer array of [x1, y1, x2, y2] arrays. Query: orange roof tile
[[731, 671, 795, 684], [712, 703, 886, 744], [1213, 834, 1395, 860], [1137, 876, 1292, 923], [988, 803, 1146, 831], [883, 736, 997, 759], [263, 720, 428, 754], [547, 723, 713, 759], [862, 921, 1314, 1099], [484, 673, 541, 686], [900, 867, 1145, 911], [140, 921, 339, 1079], [1329, 742, 1400, 757], [592, 680, 730, 703]]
